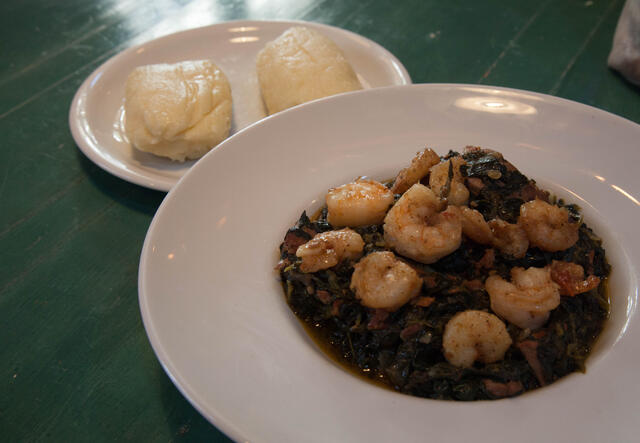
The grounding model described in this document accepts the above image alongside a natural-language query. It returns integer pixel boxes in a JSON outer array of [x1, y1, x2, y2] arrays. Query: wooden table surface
[[2, 0, 638, 441]]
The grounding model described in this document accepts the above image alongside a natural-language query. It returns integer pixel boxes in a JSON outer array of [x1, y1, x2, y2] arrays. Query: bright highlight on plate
[[455, 96, 537, 115]]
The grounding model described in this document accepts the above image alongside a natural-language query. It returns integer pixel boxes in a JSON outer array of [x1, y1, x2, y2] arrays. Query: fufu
[[256, 27, 362, 115], [124, 60, 232, 162]]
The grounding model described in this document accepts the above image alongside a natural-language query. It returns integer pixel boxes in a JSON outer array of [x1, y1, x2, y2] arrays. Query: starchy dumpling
[[124, 60, 232, 162], [256, 26, 363, 114]]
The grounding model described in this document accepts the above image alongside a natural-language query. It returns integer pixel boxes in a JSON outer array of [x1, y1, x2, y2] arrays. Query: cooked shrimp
[[442, 310, 512, 368], [488, 219, 529, 259], [326, 179, 394, 227], [519, 199, 579, 252], [460, 206, 493, 245], [296, 228, 364, 273], [459, 208, 529, 258], [390, 147, 441, 194], [350, 251, 423, 311], [486, 266, 561, 330], [383, 183, 462, 264], [549, 260, 601, 296], [429, 156, 469, 206]]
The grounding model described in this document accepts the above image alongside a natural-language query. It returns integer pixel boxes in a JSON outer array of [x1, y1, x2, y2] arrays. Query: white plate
[[69, 20, 411, 191], [139, 84, 640, 442]]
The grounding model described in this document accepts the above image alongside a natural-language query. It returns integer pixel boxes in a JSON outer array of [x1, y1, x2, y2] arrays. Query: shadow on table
[[610, 69, 640, 94], [77, 150, 232, 439], [76, 150, 166, 216]]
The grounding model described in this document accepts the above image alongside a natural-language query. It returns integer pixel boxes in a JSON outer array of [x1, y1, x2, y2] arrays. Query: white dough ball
[[256, 26, 363, 115], [124, 60, 232, 162]]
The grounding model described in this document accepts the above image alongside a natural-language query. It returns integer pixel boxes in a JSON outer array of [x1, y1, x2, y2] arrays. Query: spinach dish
[[277, 147, 609, 401]]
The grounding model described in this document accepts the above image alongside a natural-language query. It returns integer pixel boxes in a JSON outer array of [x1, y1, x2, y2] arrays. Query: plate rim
[[138, 83, 640, 442], [68, 19, 412, 192]]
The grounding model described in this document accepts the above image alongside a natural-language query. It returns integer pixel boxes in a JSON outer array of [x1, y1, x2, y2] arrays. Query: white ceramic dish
[[68, 20, 411, 191], [139, 84, 640, 442]]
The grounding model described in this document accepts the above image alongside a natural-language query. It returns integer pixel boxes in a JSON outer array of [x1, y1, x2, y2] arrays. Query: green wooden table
[[2, 0, 638, 440]]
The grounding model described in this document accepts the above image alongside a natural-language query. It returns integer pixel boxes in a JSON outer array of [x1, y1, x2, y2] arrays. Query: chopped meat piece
[[483, 379, 524, 398], [475, 248, 495, 269], [316, 290, 332, 304], [517, 340, 546, 386], [463, 279, 483, 291], [282, 229, 311, 254], [510, 182, 549, 202], [367, 308, 390, 330], [413, 296, 435, 307], [400, 323, 423, 340], [422, 274, 438, 289], [331, 299, 343, 316]]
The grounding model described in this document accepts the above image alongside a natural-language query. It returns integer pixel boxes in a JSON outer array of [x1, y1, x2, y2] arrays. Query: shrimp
[[519, 199, 579, 252], [549, 260, 601, 296], [460, 206, 493, 245], [488, 219, 529, 259], [429, 156, 469, 206], [390, 147, 441, 194], [296, 228, 364, 273], [486, 266, 561, 330], [350, 251, 423, 311], [326, 179, 394, 227], [459, 207, 529, 259], [442, 310, 512, 368], [383, 183, 462, 264]]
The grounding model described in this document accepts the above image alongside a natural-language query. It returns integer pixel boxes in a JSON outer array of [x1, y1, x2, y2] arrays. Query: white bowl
[[139, 84, 640, 443]]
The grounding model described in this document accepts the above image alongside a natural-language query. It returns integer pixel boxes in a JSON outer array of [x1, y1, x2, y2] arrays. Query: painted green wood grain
[[0, 0, 321, 117], [1, 0, 639, 441], [0, 166, 217, 439], [2, 199, 218, 439], [479, 0, 620, 91], [345, 0, 544, 84], [1, 0, 185, 116], [555, 1, 640, 122], [1, 36, 222, 443]]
